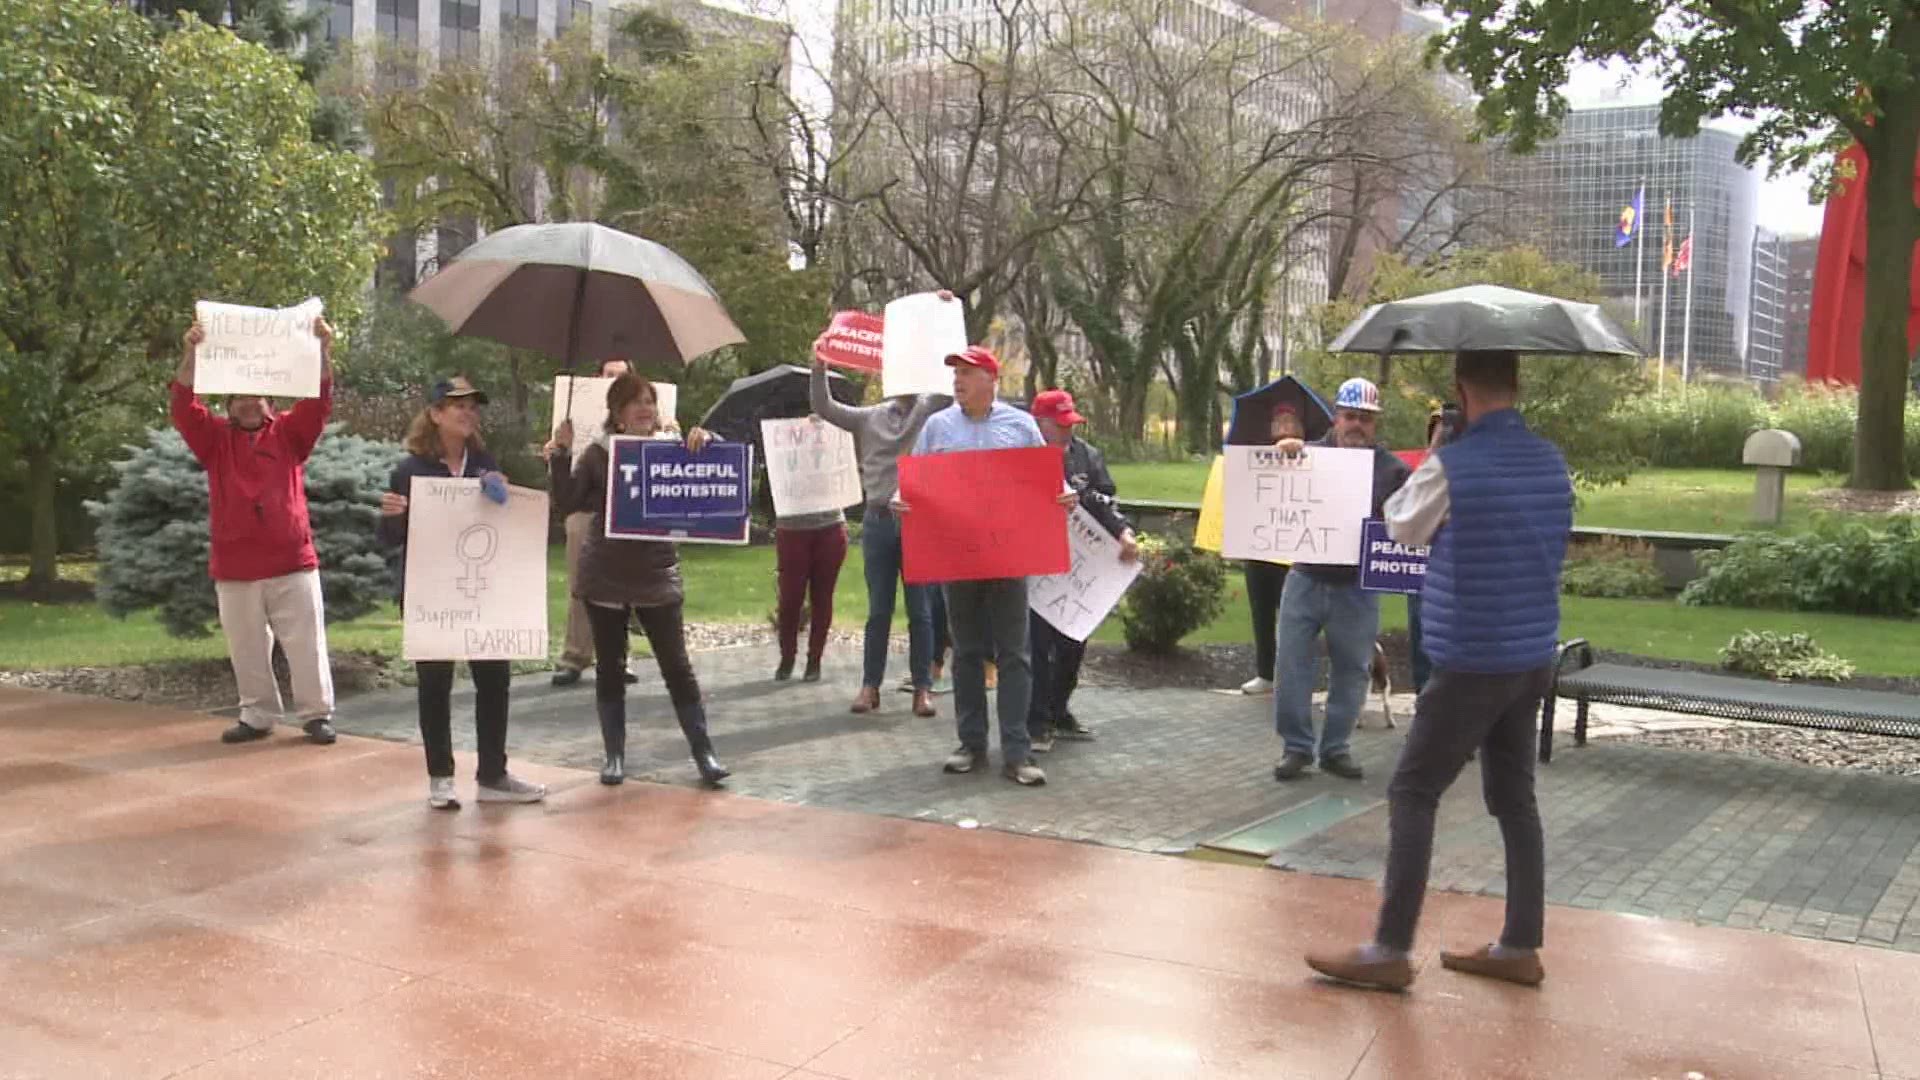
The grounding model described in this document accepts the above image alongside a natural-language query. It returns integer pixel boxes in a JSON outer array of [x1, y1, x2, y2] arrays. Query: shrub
[[87, 425, 399, 638], [1609, 380, 1920, 475], [1680, 517, 1920, 617], [1719, 630, 1855, 682], [1561, 540, 1666, 598], [1119, 536, 1227, 653]]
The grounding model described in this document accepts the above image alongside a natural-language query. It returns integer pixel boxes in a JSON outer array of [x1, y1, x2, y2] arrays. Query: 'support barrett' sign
[[605, 437, 753, 544], [1358, 519, 1430, 594], [1220, 445, 1373, 566], [401, 479, 550, 661], [193, 297, 325, 398]]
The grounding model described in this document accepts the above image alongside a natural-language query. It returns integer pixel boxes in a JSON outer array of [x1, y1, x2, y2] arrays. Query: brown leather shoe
[[850, 687, 881, 714], [1440, 945, 1545, 987], [1305, 947, 1413, 991], [912, 689, 936, 717]]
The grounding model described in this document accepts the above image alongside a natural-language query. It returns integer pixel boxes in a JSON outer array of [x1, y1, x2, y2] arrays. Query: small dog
[[1363, 642, 1398, 729]]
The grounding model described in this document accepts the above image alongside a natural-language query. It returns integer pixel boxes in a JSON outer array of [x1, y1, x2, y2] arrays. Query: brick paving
[[334, 639, 1920, 952]]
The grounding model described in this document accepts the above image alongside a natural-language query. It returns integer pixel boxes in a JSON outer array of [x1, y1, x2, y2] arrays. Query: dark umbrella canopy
[[1328, 284, 1644, 357], [699, 365, 860, 446], [1225, 375, 1333, 446]]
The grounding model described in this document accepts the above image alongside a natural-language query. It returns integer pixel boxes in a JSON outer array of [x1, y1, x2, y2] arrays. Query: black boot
[[673, 701, 730, 785], [597, 699, 626, 785]]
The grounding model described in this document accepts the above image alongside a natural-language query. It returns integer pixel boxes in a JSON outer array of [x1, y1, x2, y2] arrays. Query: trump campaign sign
[[1358, 519, 1429, 594], [605, 436, 753, 544]]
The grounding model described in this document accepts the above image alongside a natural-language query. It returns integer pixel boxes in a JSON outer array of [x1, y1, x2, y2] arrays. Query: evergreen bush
[[1119, 537, 1226, 653]]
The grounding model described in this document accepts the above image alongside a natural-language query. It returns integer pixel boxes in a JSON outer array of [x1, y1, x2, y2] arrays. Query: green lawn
[[1108, 462, 1853, 535], [3, 541, 1911, 677]]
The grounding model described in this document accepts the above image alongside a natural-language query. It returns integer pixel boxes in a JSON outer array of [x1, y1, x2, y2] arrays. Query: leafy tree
[[1432, 0, 1916, 491], [131, 0, 358, 147], [0, 0, 382, 596]]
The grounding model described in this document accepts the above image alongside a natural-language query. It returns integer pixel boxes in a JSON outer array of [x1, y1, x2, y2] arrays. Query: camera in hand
[[1430, 404, 1465, 448]]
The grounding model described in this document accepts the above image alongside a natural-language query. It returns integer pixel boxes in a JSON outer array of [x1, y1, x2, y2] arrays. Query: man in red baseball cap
[[1026, 389, 1138, 751]]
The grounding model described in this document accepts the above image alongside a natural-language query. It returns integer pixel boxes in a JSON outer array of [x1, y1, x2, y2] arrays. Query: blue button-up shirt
[[912, 401, 1044, 456]]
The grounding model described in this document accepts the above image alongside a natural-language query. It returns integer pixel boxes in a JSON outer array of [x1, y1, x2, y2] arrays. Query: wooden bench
[[1538, 639, 1920, 763]]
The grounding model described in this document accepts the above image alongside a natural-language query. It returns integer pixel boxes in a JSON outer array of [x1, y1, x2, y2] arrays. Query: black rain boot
[[673, 701, 730, 785], [597, 699, 626, 785]]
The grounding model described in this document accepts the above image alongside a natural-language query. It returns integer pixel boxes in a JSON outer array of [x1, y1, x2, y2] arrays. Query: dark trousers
[[929, 582, 952, 671], [1245, 560, 1289, 680], [1406, 593, 1432, 692], [775, 523, 848, 664], [1376, 666, 1553, 953], [588, 601, 702, 707], [1026, 612, 1086, 739], [416, 659, 512, 782], [946, 579, 1033, 764]]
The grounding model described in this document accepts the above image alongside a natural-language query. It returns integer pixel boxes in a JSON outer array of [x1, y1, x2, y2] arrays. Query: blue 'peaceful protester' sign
[[1358, 518, 1429, 594], [604, 436, 753, 545]]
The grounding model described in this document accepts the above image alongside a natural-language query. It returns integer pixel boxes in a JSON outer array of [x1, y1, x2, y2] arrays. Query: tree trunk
[[1853, 107, 1920, 491], [24, 443, 58, 594]]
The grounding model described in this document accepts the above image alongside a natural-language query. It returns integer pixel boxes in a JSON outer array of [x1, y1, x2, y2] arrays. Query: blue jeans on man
[[859, 508, 932, 690], [1273, 571, 1380, 764]]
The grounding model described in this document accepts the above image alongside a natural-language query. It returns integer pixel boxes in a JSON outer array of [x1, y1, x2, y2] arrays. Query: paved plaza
[[5, 682, 1919, 1079]]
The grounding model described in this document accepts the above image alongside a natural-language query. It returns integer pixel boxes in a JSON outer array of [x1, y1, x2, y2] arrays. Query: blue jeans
[[1273, 572, 1380, 761], [1406, 593, 1432, 692], [947, 579, 1033, 764], [860, 508, 932, 690]]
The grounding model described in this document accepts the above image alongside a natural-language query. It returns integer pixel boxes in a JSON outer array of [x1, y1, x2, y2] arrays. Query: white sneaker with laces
[[477, 772, 547, 804], [1240, 676, 1274, 695], [428, 776, 460, 811]]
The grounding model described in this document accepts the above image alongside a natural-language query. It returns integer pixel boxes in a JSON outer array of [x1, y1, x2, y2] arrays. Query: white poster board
[[193, 297, 325, 398], [552, 376, 678, 462], [1028, 507, 1142, 642], [761, 417, 863, 516], [881, 291, 967, 398], [1221, 445, 1374, 566], [401, 479, 551, 661]]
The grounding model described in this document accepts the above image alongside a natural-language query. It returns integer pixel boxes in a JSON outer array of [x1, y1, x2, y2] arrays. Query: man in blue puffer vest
[[1308, 350, 1573, 993]]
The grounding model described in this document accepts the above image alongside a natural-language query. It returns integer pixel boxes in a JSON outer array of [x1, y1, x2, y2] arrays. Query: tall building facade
[[1486, 103, 1763, 381]]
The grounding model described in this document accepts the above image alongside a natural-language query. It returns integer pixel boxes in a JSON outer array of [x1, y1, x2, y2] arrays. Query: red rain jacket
[[169, 379, 331, 582]]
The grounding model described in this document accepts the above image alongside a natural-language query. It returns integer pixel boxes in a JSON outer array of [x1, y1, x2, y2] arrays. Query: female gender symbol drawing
[[455, 523, 499, 598]]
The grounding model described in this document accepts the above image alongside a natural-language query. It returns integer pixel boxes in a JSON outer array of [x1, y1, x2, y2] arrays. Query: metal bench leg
[[1575, 697, 1589, 747], [1538, 695, 1555, 764]]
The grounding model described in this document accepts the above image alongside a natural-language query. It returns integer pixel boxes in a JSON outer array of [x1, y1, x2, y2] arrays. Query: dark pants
[[946, 579, 1033, 764], [929, 583, 952, 671], [1376, 666, 1553, 953], [588, 601, 701, 707], [1245, 560, 1289, 680], [775, 523, 848, 664], [416, 659, 512, 782], [1406, 593, 1432, 692], [1026, 612, 1086, 739], [859, 508, 932, 690]]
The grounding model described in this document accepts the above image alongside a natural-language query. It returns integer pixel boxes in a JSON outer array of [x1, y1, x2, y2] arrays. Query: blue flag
[[1614, 186, 1644, 248]]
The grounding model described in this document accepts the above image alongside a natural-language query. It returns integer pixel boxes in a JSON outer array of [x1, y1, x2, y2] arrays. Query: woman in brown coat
[[548, 374, 729, 786]]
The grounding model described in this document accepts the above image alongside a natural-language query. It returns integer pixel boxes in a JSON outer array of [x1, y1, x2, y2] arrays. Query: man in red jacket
[[174, 315, 338, 745]]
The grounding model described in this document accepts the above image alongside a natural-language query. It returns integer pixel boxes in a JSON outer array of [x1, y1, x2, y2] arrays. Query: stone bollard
[[1742, 429, 1802, 525]]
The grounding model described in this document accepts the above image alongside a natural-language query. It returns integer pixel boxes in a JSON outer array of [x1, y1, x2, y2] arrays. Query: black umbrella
[[1225, 375, 1333, 446], [1327, 284, 1644, 356], [698, 365, 861, 446]]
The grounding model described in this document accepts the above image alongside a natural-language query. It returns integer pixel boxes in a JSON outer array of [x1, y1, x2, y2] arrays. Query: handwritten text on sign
[[761, 417, 863, 516], [402, 478, 550, 661], [194, 297, 324, 398], [1358, 519, 1430, 594], [899, 446, 1068, 583], [605, 437, 753, 544], [1029, 507, 1142, 641], [1220, 446, 1373, 566]]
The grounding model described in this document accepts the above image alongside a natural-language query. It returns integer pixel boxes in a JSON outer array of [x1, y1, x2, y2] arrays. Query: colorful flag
[[1661, 198, 1674, 271], [1672, 234, 1693, 277], [1614, 186, 1643, 247]]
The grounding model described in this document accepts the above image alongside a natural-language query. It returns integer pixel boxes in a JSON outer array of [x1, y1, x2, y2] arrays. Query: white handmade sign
[[193, 297, 325, 398], [1028, 507, 1142, 642], [1221, 445, 1374, 566], [552, 376, 678, 462], [761, 416, 863, 517], [881, 291, 967, 398], [401, 478, 550, 661]]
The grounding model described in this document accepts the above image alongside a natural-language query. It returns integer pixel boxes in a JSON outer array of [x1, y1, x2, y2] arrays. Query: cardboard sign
[[1358, 518, 1430, 594], [401, 479, 550, 661], [881, 291, 967, 398], [1221, 445, 1374, 566], [813, 310, 885, 373], [552, 376, 677, 462], [761, 417, 862, 516], [898, 446, 1068, 583], [605, 436, 752, 544], [193, 297, 324, 398], [1028, 507, 1143, 642]]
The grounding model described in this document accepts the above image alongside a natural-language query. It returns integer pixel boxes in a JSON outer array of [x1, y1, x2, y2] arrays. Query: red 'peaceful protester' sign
[[898, 446, 1069, 583], [812, 310, 884, 373]]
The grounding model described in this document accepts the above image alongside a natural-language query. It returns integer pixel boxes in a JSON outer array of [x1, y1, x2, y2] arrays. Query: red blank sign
[[899, 446, 1068, 583], [812, 310, 884, 373]]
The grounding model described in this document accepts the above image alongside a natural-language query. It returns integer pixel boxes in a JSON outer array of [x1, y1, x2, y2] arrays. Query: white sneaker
[[477, 772, 547, 804], [428, 776, 460, 811], [1240, 676, 1274, 695]]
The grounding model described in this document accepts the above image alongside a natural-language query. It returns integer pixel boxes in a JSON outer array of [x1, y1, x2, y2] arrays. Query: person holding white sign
[[548, 373, 730, 787], [552, 357, 640, 689], [173, 315, 339, 747], [1025, 390, 1137, 752], [1270, 378, 1411, 784], [765, 417, 852, 684], [378, 376, 547, 810]]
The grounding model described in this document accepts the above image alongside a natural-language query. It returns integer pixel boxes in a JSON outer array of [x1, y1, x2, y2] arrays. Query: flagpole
[[1681, 207, 1695, 389], [1634, 179, 1646, 329], [1659, 192, 1672, 393]]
